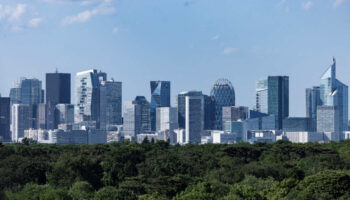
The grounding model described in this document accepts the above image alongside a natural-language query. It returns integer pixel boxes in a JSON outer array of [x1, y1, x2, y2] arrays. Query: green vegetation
[[1, 140, 350, 199]]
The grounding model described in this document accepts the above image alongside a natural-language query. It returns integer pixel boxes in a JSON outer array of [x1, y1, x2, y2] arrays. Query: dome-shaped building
[[210, 79, 235, 130]]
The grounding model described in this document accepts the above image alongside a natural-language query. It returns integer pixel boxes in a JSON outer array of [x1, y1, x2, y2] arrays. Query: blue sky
[[0, 0, 349, 117]]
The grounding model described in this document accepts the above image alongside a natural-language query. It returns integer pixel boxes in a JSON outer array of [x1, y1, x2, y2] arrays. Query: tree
[[93, 186, 137, 200], [68, 181, 94, 200]]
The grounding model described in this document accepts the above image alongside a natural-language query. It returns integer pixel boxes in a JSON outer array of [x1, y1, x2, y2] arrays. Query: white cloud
[[9, 4, 26, 22], [112, 27, 118, 33], [333, 0, 345, 8], [276, 0, 286, 8], [222, 47, 237, 55], [211, 34, 220, 40], [301, 1, 313, 10], [28, 18, 43, 27], [61, 0, 115, 25]]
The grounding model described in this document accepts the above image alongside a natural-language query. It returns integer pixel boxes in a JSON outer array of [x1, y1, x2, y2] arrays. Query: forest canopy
[[1, 140, 350, 200]]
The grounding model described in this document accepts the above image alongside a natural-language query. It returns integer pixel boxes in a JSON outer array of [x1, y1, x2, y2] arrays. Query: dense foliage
[[1, 140, 350, 199]]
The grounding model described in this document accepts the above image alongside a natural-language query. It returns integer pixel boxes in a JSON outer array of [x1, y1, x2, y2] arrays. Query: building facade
[[210, 79, 235, 130], [185, 94, 204, 143], [11, 104, 31, 142], [305, 86, 321, 131], [150, 81, 170, 131], [100, 80, 122, 129], [0, 97, 11, 142], [156, 107, 178, 132], [222, 106, 249, 123]]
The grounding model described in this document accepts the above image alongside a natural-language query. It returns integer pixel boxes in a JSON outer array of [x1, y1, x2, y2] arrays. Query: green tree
[[68, 181, 94, 200]]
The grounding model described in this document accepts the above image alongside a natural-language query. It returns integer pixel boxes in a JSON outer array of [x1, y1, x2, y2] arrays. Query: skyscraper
[[74, 69, 106, 123], [210, 79, 235, 130], [176, 91, 203, 129], [99, 80, 122, 130], [306, 86, 321, 131], [185, 94, 203, 144], [156, 107, 178, 132], [46, 72, 71, 105], [20, 78, 43, 105], [317, 106, 340, 133], [318, 58, 348, 132], [222, 106, 249, 123], [0, 96, 11, 142], [123, 96, 151, 138], [255, 76, 289, 130], [203, 94, 215, 130], [11, 104, 31, 142], [150, 81, 171, 131], [176, 91, 204, 143]]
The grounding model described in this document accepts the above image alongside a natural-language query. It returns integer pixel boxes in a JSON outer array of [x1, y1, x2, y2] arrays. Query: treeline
[[1, 140, 350, 200]]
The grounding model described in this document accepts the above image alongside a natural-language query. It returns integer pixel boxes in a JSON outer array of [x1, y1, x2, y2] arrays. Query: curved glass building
[[210, 79, 235, 130]]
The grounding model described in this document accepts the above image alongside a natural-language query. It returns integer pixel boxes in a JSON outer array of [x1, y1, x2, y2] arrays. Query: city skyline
[[1, 0, 350, 117]]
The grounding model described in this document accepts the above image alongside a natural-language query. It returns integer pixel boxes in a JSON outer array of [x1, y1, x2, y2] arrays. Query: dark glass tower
[[306, 86, 321, 131], [267, 76, 289, 130], [0, 97, 11, 142], [210, 79, 235, 130], [150, 81, 170, 131], [46, 71, 71, 129]]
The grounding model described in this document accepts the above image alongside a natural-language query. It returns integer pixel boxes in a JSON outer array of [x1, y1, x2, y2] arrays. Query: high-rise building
[[46, 72, 71, 129], [319, 58, 348, 132], [0, 97, 11, 142], [156, 107, 178, 132], [203, 95, 215, 130], [317, 106, 340, 133], [46, 72, 71, 105], [37, 104, 47, 129], [123, 96, 151, 138], [255, 76, 289, 130], [255, 79, 268, 113], [176, 91, 203, 129], [99, 80, 122, 130], [74, 69, 106, 123], [222, 106, 249, 123], [9, 80, 22, 106], [55, 104, 74, 125], [210, 79, 235, 130], [306, 86, 321, 131], [150, 81, 171, 131], [11, 104, 31, 142], [20, 78, 43, 105], [185, 94, 204, 144]]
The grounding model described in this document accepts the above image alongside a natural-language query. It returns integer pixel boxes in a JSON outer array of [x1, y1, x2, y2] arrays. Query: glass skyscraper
[[210, 79, 235, 130], [318, 58, 348, 132], [150, 81, 170, 131], [100, 80, 122, 130], [0, 97, 11, 142], [20, 78, 44, 105], [255, 76, 289, 130], [74, 69, 106, 123], [305, 86, 321, 131]]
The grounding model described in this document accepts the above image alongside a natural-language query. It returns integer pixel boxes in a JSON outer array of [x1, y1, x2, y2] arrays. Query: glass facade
[[0, 97, 11, 142], [100, 80, 122, 129], [255, 79, 268, 113], [305, 86, 321, 131], [20, 78, 43, 105], [74, 69, 106, 123], [203, 95, 215, 130], [150, 81, 171, 131], [317, 106, 340, 133], [319, 58, 348, 132], [185, 95, 203, 144], [176, 91, 203, 129], [282, 117, 311, 132], [222, 106, 249, 123], [210, 79, 235, 130]]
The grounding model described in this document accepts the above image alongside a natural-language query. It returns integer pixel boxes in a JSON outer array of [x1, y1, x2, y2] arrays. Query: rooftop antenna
[[333, 57, 336, 65]]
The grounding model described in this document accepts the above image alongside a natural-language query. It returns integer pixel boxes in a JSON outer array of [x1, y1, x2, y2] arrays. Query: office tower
[[156, 107, 178, 132], [46, 71, 71, 129], [317, 106, 340, 133], [176, 91, 203, 129], [185, 94, 204, 144], [75, 69, 106, 123], [222, 106, 249, 123], [203, 95, 215, 130], [282, 117, 311, 132], [123, 96, 151, 138], [37, 104, 47, 129], [210, 79, 235, 130], [9, 80, 22, 106], [20, 78, 43, 105], [46, 72, 71, 105], [150, 81, 171, 131], [319, 58, 348, 132], [55, 104, 74, 125], [306, 86, 321, 131], [99, 80, 122, 130], [133, 96, 151, 132], [123, 101, 141, 138], [0, 97, 11, 142], [11, 104, 31, 142], [255, 76, 289, 130], [255, 79, 268, 113]]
